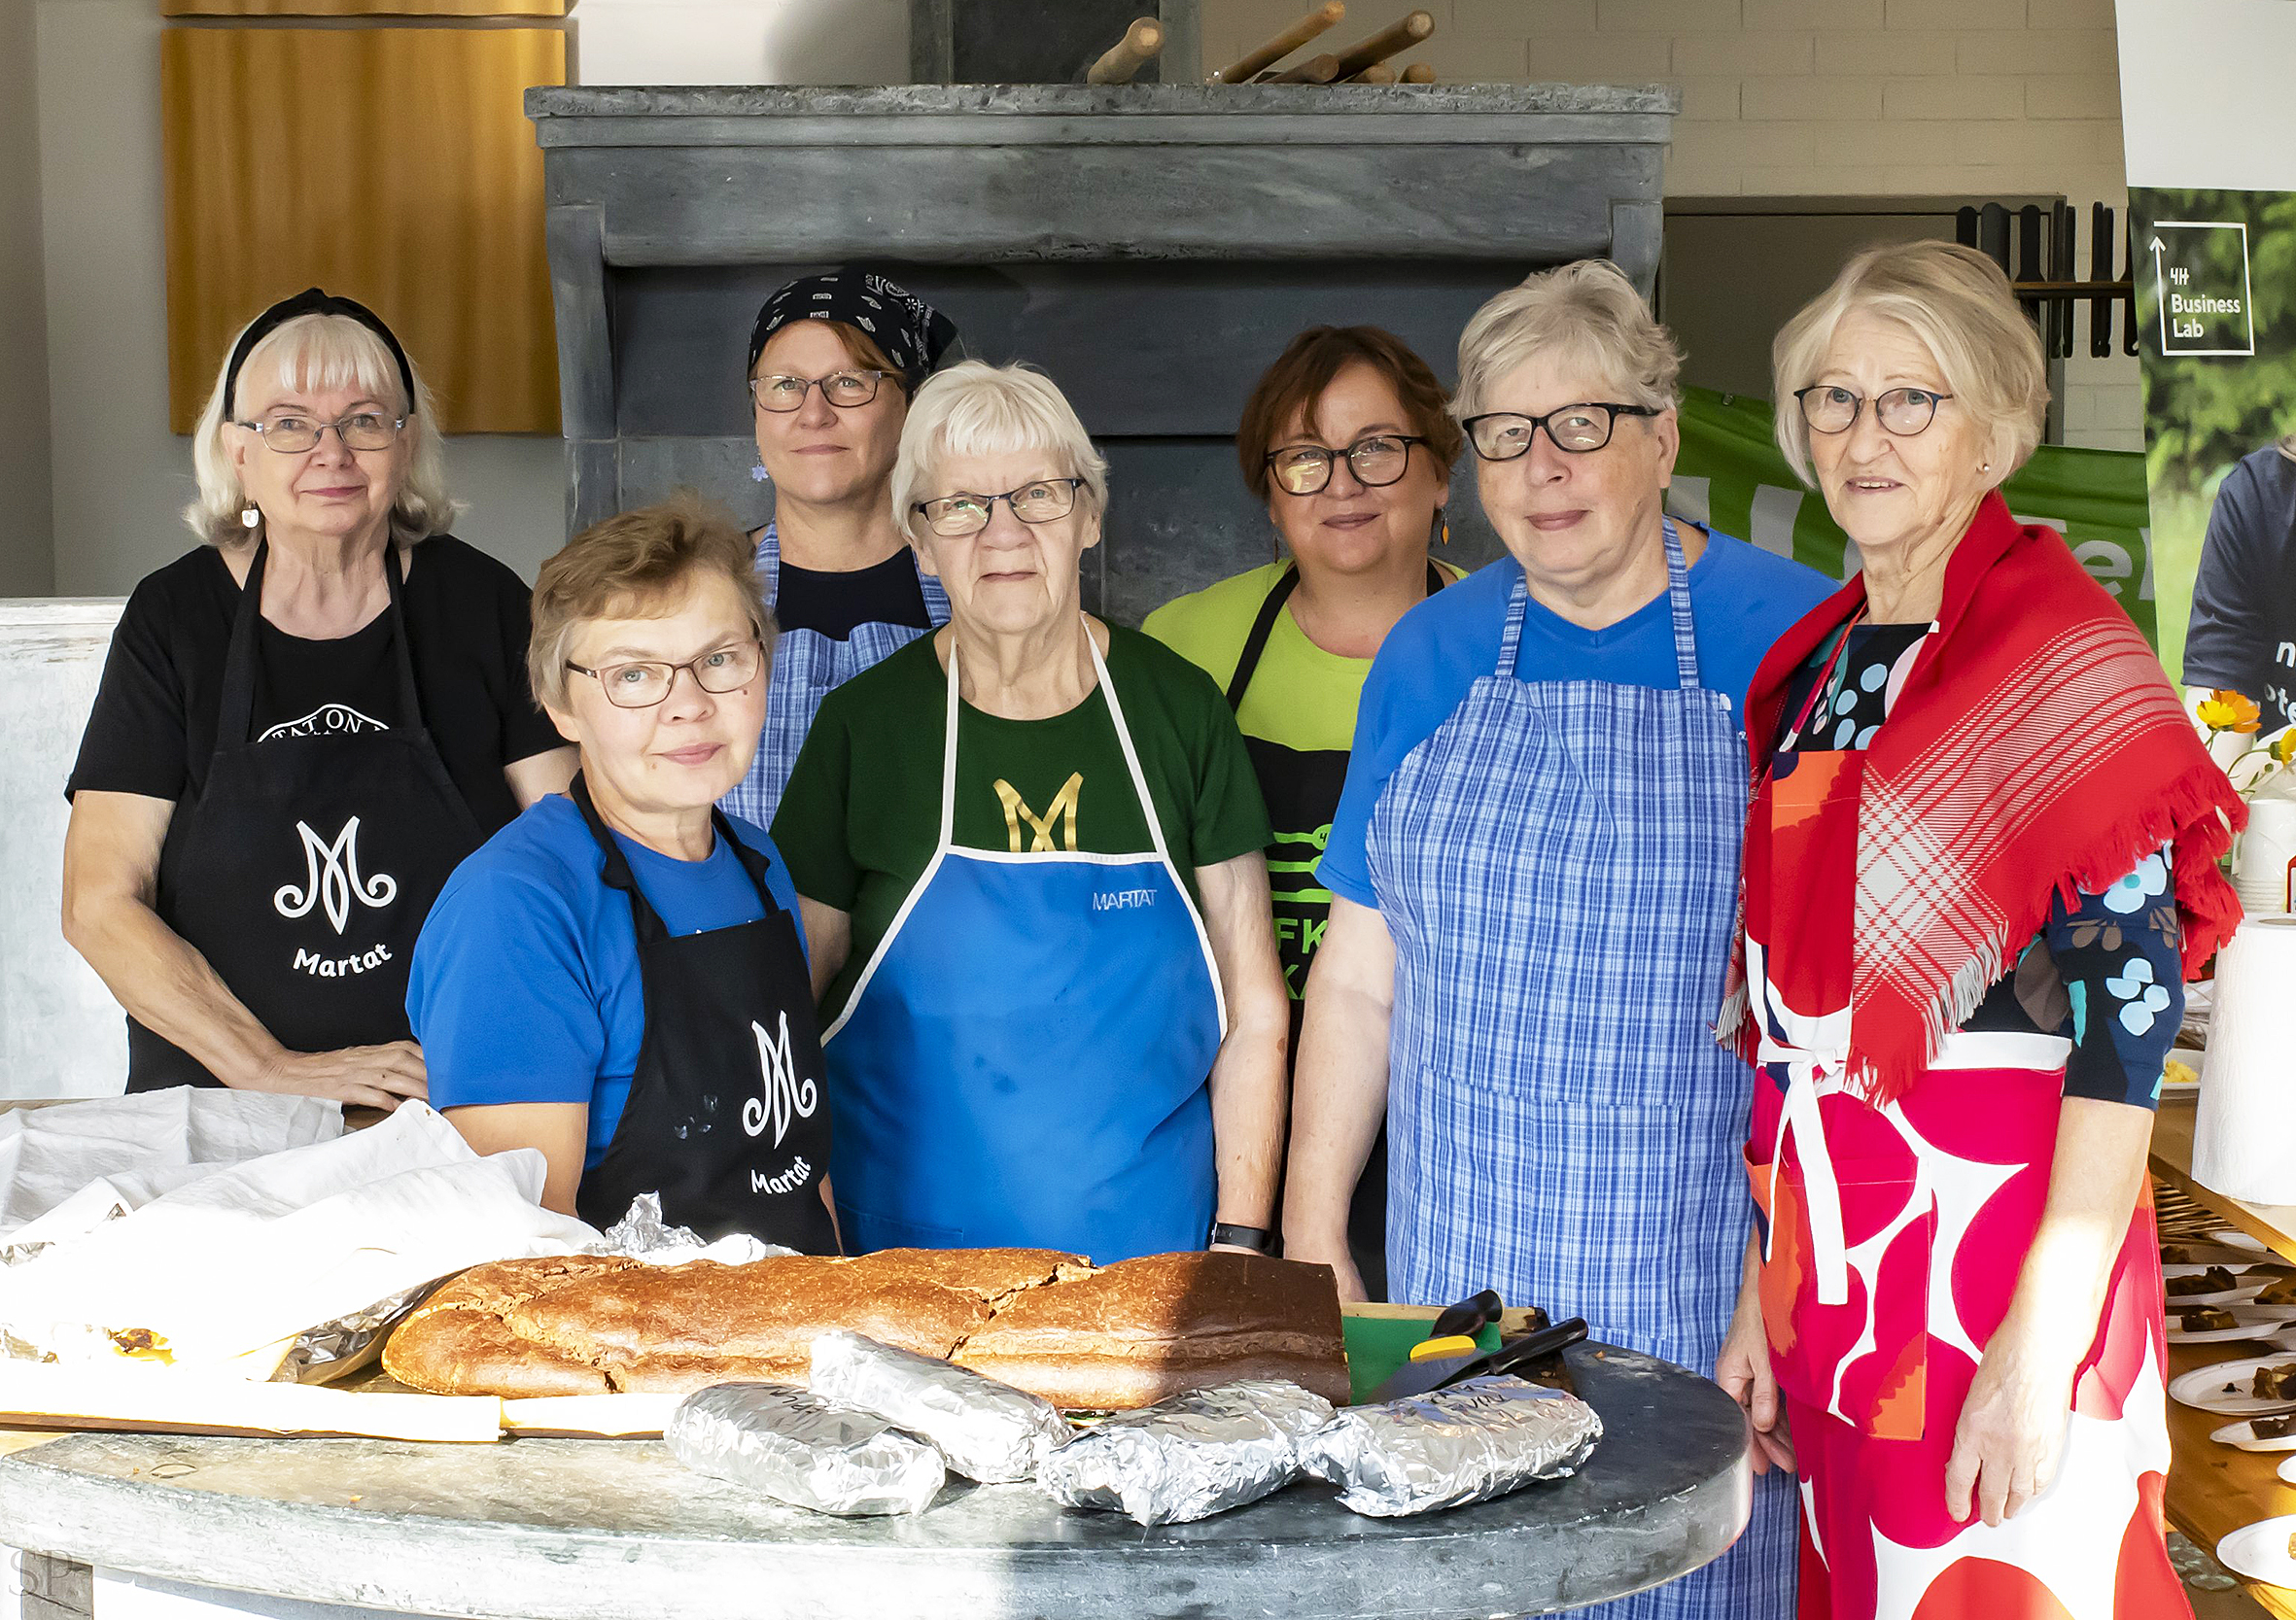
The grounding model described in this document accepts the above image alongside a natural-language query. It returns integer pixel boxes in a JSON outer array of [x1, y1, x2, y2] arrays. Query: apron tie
[[1769, 1061, 1851, 1307]]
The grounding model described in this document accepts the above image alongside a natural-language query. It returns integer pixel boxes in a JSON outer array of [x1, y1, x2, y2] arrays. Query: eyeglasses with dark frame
[[914, 477, 1088, 538], [235, 412, 406, 454], [1461, 403, 1658, 461], [1792, 386, 1954, 436], [1264, 433, 1427, 498], [566, 638, 766, 709], [748, 370, 897, 413]]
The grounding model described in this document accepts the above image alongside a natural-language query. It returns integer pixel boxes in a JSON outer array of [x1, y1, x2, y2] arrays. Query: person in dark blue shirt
[[408, 497, 837, 1249], [2184, 438, 2296, 728]]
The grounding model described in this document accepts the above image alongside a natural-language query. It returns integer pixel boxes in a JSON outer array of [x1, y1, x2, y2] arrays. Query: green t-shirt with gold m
[[771, 626, 1271, 1022]]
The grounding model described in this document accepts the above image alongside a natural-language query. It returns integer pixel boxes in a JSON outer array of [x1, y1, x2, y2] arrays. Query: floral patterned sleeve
[[2041, 846, 2182, 1110]]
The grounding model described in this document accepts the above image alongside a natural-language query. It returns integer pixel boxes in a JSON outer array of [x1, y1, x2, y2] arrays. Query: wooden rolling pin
[[1086, 17, 1164, 85], [1210, 1, 1344, 83], [1267, 51, 1341, 84], [1349, 62, 1399, 83], [1330, 9, 1435, 79], [1402, 60, 1436, 83]]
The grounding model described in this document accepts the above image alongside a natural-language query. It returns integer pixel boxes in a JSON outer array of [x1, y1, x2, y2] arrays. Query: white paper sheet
[[0, 1101, 598, 1368], [0, 1090, 341, 1238]]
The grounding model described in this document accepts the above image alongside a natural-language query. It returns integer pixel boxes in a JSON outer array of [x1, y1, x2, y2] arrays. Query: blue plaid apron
[[1366, 521, 1794, 1620], [719, 524, 951, 829]]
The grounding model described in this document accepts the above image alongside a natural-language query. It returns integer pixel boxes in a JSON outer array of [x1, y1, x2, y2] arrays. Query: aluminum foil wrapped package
[[667, 1382, 946, 1516], [1306, 1375, 1603, 1518], [810, 1329, 1071, 1483], [1037, 1378, 1335, 1526]]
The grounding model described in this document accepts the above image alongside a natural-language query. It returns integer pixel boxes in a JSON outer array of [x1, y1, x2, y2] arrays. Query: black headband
[[746, 270, 959, 393], [224, 288, 418, 421]]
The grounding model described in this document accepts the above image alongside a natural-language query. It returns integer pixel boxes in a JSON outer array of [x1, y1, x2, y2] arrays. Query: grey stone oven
[[527, 82, 1679, 622]]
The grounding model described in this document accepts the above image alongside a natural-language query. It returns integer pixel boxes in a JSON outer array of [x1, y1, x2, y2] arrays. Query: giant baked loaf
[[382, 1248, 1350, 1409]]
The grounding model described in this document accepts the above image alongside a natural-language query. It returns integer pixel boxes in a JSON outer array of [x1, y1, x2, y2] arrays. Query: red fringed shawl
[[1719, 492, 2245, 1099]]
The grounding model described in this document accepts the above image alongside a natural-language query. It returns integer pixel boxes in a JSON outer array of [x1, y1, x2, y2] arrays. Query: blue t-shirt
[[408, 793, 809, 1167], [1320, 530, 1834, 910]]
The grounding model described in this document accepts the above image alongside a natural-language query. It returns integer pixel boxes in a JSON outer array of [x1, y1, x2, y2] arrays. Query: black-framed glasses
[[915, 477, 1087, 538], [1265, 433, 1426, 497], [235, 412, 405, 453], [1462, 403, 1657, 461], [1794, 386, 1953, 436], [748, 370, 896, 413], [566, 638, 765, 709]]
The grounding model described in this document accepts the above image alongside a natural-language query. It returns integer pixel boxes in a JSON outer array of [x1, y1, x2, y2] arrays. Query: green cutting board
[[1339, 1314, 1502, 1406]]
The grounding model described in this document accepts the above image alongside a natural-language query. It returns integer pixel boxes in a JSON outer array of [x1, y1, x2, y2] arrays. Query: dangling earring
[[1430, 510, 1449, 546], [239, 503, 261, 530], [750, 464, 771, 483]]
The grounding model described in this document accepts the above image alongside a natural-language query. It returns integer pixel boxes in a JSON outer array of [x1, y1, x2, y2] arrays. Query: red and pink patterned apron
[[1739, 621, 2189, 1620]]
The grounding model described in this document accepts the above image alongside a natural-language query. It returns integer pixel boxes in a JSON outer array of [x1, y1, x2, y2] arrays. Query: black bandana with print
[[745, 271, 959, 392]]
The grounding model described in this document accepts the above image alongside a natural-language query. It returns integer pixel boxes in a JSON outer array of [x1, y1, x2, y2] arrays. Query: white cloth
[[0, 1090, 341, 1241], [0, 1101, 597, 1368]]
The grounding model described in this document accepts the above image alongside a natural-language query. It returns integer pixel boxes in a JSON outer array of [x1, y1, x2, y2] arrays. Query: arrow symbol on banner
[[2150, 236, 2169, 348]]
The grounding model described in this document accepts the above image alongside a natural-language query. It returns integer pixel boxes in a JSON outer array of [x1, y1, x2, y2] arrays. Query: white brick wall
[[1200, 0, 2142, 450]]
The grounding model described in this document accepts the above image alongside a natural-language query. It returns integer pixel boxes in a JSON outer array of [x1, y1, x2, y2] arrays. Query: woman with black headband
[[59, 289, 574, 1106], [716, 270, 960, 829]]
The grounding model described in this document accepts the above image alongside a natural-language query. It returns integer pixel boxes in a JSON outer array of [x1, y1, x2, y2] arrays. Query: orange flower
[[2198, 690, 2262, 735]]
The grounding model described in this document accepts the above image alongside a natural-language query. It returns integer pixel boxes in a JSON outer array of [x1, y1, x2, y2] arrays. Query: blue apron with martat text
[[821, 629, 1224, 1263]]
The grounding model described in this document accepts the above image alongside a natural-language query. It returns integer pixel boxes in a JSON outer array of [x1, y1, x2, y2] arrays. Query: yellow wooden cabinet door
[[162, 25, 565, 433]]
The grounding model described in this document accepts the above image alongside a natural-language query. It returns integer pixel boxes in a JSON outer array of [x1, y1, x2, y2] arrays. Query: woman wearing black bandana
[[716, 271, 962, 830], [60, 290, 574, 1106]]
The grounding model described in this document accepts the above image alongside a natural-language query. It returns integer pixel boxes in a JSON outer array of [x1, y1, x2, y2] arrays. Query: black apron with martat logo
[[568, 776, 839, 1251], [1224, 562, 1444, 1300], [127, 542, 480, 1090]]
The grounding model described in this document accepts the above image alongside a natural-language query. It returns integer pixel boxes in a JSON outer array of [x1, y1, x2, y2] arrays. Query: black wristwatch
[[1209, 1223, 1274, 1254]]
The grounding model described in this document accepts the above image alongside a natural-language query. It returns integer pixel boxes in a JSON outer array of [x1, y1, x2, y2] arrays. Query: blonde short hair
[[185, 311, 458, 547], [1452, 259, 1683, 422], [891, 361, 1110, 544], [1772, 240, 2048, 487], [528, 495, 773, 711]]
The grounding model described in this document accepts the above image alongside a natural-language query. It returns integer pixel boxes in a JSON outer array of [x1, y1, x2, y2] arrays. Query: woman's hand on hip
[[248, 1041, 430, 1112], [1715, 1246, 1793, 1474], [1945, 1313, 2076, 1527]]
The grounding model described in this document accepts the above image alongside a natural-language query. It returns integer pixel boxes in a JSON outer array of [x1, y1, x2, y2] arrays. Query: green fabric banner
[[1667, 386, 2157, 649]]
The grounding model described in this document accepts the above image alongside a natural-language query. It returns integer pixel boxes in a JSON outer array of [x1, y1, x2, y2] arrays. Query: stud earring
[[239, 503, 261, 530], [1980, 463, 1992, 474]]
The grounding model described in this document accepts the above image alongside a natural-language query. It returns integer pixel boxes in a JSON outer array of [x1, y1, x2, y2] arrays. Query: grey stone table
[[0, 1346, 1749, 1620]]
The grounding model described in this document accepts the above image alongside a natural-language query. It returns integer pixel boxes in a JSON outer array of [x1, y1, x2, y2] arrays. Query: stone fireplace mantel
[[528, 82, 1679, 615]]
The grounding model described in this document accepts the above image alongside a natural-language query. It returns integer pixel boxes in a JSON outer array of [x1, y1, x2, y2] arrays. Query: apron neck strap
[[1226, 560, 1445, 712], [1494, 572, 1531, 677], [216, 538, 422, 745], [1224, 567, 1301, 712], [938, 622, 1177, 863], [1660, 518, 1703, 692], [570, 771, 780, 941]]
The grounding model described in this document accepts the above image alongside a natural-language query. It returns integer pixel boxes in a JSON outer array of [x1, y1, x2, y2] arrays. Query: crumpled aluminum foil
[[668, 1381, 947, 1516], [1037, 1378, 1336, 1526], [1305, 1374, 1604, 1518], [592, 1192, 792, 1266], [272, 1280, 435, 1383], [810, 1329, 1071, 1484]]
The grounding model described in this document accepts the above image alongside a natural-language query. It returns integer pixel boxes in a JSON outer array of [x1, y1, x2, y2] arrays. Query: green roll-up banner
[[1668, 386, 2157, 650]]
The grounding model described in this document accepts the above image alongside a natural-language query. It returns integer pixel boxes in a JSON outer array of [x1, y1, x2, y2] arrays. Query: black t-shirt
[[68, 536, 564, 833], [2186, 444, 2296, 728], [773, 547, 932, 640]]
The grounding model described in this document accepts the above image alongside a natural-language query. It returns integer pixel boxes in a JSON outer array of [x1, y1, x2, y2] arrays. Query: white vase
[[2234, 797, 2296, 916]]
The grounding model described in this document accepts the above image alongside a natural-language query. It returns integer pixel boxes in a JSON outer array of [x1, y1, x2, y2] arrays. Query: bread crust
[[382, 1249, 1348, 1408]]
